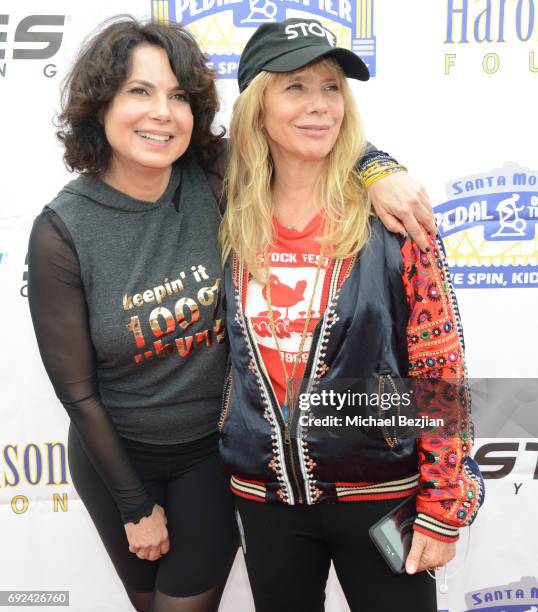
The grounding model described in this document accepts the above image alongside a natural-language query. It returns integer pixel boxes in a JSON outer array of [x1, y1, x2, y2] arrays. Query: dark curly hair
[[56, 16, 224, 175]]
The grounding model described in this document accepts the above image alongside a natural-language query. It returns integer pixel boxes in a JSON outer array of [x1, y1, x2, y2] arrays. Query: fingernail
[[407, 563, 417, 574]]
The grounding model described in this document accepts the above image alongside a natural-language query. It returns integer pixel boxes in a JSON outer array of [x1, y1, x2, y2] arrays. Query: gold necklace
[[265, 252, 324, 422]]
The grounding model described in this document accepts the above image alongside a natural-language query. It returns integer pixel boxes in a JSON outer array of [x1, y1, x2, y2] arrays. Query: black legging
[[68, 426, 238, 612], [235, 495, 438, 612]]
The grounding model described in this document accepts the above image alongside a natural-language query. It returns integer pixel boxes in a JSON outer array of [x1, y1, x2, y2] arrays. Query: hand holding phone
[[368, 495, 417, 574], [405, 531, 456, 575]]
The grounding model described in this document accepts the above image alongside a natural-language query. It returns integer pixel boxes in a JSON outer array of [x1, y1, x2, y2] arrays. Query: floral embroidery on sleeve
[[401, 231, 485, 542]]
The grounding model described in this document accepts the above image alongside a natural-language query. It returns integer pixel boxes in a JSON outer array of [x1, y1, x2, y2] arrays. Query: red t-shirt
[[245, 214, 331, 406]]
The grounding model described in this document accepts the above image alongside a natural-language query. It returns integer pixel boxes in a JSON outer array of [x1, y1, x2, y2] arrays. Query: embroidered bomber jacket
[[219, 219, 485, 542]]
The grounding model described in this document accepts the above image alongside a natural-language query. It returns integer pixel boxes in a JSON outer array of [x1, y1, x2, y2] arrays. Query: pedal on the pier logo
[[434, 163, 538, 288], [464, 576, 538, 611], [151, 0, 376, 78]]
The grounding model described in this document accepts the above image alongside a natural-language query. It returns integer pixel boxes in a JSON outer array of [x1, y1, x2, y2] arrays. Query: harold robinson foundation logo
[[444, 0, 538, 75], [435, 163, 538, 288], [151, 0, 377, 77]]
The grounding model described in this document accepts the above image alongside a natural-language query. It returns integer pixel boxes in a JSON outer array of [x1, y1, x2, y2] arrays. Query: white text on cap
[[284, 22, 337, 47]]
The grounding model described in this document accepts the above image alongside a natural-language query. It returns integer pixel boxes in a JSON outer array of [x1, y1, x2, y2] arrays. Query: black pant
[[68, 425, 238, 597], [235, 496, 437, 612]]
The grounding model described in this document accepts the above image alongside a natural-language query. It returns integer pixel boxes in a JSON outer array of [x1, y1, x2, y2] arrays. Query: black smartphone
[[368, 494, 417, 574]]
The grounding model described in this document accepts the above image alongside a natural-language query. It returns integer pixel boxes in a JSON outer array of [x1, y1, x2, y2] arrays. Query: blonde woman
[[219, 19, 484, 612]]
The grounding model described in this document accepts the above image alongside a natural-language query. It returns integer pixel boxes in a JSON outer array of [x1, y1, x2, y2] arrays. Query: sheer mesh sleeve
[[28, 208, 155, 524]]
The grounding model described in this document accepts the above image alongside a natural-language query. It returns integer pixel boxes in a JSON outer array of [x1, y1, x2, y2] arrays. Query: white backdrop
[[1, 1, 537, 610]]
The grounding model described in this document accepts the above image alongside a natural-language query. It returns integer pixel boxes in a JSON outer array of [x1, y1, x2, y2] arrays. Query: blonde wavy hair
[[220, 59, 372, 280]]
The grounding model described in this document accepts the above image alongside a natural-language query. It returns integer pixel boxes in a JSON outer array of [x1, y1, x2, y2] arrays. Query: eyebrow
[[126, 79, 184, 92], [283, 67, 339, 80], [283, 72, 307, 81], [281, 73, 339, 84]]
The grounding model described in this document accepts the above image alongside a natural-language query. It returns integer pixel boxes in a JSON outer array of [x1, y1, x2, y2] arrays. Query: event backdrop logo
[[1, 441, 70, 516], [0, 14, 65, 78], [474, 441, 538, 479], [151, 0, 376, 77], [435, 163, 538, 288], [464, 576, 538, 611], [444, 0, 538, 74], [20, 252, 28, 298]]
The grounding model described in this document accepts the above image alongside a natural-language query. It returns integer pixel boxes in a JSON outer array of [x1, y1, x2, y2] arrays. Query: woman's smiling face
[[103, 44, 194, 175]]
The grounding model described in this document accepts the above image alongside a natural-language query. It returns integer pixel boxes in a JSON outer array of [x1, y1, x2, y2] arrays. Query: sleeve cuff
[[413, 512, 460, 542], [121, 497, 155, 525]]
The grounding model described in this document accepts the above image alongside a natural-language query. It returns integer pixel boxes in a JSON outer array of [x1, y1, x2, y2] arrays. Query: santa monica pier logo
[[464, 576, 538, 611], [151, 0, 377, 78], [435, 163, 538, 289]]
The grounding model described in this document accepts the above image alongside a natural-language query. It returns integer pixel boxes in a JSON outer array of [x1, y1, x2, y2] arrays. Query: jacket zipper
[[218, 368, 232, 431], [284, 421, 303, 504], [243, 298, 326, 505], [243, 316, 304, 505], [284, 322, 324, 505], [233, 256, 304, 504]]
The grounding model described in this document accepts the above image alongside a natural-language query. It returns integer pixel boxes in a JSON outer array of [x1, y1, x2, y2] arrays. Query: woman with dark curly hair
[[27, 15, 435, 612], [27, 18, 236, 612]]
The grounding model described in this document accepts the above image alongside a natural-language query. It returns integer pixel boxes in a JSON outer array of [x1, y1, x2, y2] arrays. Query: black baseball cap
[[238, 18, 370, 92]]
